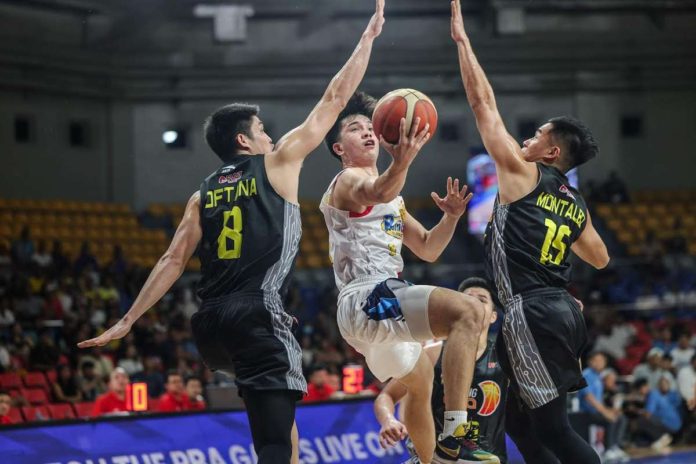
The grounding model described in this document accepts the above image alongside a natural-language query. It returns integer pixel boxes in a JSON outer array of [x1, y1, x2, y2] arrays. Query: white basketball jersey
[[320, 172, 405, 291]]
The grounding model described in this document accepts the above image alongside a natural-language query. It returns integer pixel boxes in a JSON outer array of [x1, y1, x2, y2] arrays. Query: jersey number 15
[[217, 206, 243, 259], [540, 218, 570, 265]]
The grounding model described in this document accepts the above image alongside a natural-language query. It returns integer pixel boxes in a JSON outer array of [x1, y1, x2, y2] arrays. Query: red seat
[[0, 372, 22, 389], [24, 372, 49, 391], [73, 402, 95, 418], [21, 405, 50, 422], [7, 408, 23, 424], [47, 403, 76, 420], [45, 370, 57, 385], [23, 388, 49, 405]]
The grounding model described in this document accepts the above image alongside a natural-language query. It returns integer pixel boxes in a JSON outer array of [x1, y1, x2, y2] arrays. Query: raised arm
[[450, 1, 535, 180], [271, 0, 385, 164], [571, 213, 610, 269], [403, 178, 472, 263], [332, 117, 430, 211], [78, 192, 203, 348]]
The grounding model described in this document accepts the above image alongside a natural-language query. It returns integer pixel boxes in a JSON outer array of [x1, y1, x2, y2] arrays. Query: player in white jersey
[[320, 92, 499, 464]]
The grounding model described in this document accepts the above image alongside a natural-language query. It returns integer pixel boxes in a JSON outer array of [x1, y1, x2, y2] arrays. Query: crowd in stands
[[1, 188, 695, 462]]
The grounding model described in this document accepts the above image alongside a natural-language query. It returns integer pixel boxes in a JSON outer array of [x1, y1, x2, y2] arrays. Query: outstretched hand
[[378, 417, 408, 449], [450, 0, 467, 43], [77, 317, 132, 348], [364, 0, 385, 40], [432, 177, 473, 218]]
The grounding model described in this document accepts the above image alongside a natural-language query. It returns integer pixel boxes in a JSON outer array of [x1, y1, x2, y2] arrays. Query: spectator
[[633, 347, 676, 390], [106, 245, 128, 277], [97, 275, 120, 304], [31, 240, 52, 269], [93, 368, 130, 416], [304, 364, 337, 403], [0, 390, 13, 425], [74, 241, 98, 276], [623, 379, 674, 452], [29, 330, 59, 371], [0, 296, 15, 327], [592, 311, 635, 361], [602, 368, 625, 411], [671, 333, 695, 371], [653, 326, 676, 353], [677, 355, 696, 411], [134, 356, 165, 398], [158, 370, 191, 412], [603, 170, 630, 204], [579, 352, 629, 461], [118, 345, 144, 377], [647, 376, 683, 437], [50, 240, 70, 276], [78, 361, 106, 401], [11, 226, 35, 268], [80, 346, 114, 380], [185, 376, 206, 411], [52, 364, 82, 404]]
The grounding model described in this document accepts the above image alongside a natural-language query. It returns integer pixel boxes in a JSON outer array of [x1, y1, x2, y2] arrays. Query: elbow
[[594, 251, 610, 270], [420, 250, 440, 263]]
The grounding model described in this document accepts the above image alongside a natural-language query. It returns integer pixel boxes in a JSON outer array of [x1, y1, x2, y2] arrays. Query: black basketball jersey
[[197, 155, 301, 300], [432, 336, 508, 462], [484, 164, 588, 302]]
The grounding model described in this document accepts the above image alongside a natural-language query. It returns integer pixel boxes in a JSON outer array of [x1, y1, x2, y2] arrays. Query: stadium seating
[[21, 406, 51, 422], [73, 402, 95, 418], [0, 372, 22, 390], [23, 372, 50, 392], [22, 388, 49, 405], [47, 404, 77, 420]]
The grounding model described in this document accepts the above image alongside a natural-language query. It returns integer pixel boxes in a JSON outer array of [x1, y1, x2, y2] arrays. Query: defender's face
[[463, 287, 496, 323], [247, 116, 274, 154], [521, 123, 556, 162], [334, 115, 379, 162]]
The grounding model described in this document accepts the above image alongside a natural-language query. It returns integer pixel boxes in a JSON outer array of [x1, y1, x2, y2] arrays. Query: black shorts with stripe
[[190, 292, 306, 397], [496, 288, 587, 410]]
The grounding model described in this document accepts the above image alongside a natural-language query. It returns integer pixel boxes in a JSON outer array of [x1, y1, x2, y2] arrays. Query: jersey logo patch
[[559, 184, 576, 201], [477, 380, 501, 416], [381, 214, 404, 239], [219, 171, 243, 184]]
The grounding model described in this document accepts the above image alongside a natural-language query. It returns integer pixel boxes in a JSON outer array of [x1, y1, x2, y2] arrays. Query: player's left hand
[[77, 317, 132, 348], [379, 417, 408, 448], [431, 177, 473, 218], [363, 0, 385, 40]]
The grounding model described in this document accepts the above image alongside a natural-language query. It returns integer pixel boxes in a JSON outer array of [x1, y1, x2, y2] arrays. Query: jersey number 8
[[217, 207, 243, 259]]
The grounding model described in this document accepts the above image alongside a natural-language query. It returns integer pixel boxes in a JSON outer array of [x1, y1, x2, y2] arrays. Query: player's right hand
[[378, 417, 408, 448], [379, 117, 431, 168], [363, 0, 385, 40], [451, 0, 467, 43], [77, 317, 133, 348]]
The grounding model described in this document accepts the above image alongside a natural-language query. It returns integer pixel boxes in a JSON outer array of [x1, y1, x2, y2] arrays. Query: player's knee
[[257, 444, 292, 463], [452, 294, 486, 333]]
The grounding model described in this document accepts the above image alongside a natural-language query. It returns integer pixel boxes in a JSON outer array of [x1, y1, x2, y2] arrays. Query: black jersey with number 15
[[484, 164, 588, 299], [197, 155, 301, 300]]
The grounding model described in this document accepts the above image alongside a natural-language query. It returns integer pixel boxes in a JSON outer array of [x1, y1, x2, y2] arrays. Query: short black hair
[[204, 103, 259, 160], [185, 376, 201, 385], [632, 378, 648, 390], [547, 116, 599, 171], [0, 389, 9, 397], [166, 369, 182, 381], [325, 92, 377, 161], [457, 277, 494, 295]]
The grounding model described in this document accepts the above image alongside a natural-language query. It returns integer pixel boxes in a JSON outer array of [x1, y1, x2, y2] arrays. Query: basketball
[[372, 88, 438, 144]]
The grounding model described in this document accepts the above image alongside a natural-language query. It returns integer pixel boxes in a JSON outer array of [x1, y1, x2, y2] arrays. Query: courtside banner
[[0, 399, 409, 464]]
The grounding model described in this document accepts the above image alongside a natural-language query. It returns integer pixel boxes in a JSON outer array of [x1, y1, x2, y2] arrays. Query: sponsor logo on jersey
[[220, 165, 236, 173], [559, 184, 576, 201], [219, 171, 243, 184], [477, 380, 502, 416], [381, 214, 404, 239], [488, 362, 497, 369]]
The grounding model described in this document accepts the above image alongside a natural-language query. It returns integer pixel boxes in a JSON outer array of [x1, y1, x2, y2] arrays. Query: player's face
[[246, 116, 274, 154], [463, 287, 496, 323], [521, 123, 557, 163], [336, 115, 379, 162]]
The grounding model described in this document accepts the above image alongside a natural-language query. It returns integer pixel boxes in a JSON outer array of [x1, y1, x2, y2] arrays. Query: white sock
[[442, 410, 468, 437]]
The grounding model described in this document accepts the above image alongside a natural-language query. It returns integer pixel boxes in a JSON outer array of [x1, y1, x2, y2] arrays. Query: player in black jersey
[[78, 2, 387, 462], [374, 277, 506, 464], [450, 2, 610, 463]]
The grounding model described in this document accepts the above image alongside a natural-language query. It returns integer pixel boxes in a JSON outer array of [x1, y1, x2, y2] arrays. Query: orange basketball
[[372, 88, 438, 145]]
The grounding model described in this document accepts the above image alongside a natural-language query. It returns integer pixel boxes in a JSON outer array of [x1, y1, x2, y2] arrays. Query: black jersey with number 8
[[197, 154, 301, 300]]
